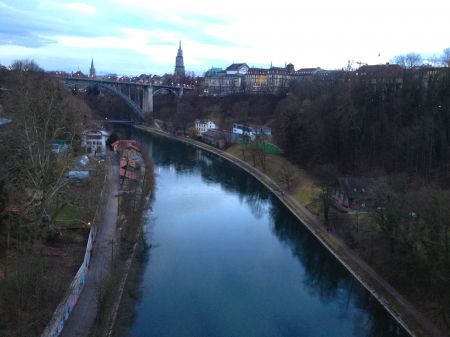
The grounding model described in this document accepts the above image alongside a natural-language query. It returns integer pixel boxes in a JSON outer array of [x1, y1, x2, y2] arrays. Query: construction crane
[[346, 60, 367, 71]]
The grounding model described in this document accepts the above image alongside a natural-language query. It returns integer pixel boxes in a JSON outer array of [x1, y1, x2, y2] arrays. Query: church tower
[[89, 58, 96, 78], [174, 41, 185, 77]]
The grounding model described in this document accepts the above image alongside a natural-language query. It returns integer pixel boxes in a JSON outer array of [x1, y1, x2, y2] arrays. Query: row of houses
[[202, 62, 447, 96], [194, 119, 272, 149], [202, 62, 344, 96]]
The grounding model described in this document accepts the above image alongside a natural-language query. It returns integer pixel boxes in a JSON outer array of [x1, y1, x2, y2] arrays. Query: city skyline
[[0, 0, 449, 76]]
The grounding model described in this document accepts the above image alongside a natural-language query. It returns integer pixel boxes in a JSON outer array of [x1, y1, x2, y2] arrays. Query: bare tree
[[2, 67, 87, 242], [278, 165, 296, 192], [392, 52, 423, 68], [10, 59, 44, 72], [441, 48, 450, 67]]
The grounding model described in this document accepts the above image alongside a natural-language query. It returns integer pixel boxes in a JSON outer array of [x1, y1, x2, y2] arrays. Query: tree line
[[0, 61, 95, 336], [274, 68, 450, 182]]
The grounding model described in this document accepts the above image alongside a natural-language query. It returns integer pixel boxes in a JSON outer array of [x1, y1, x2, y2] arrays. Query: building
[[203, 71, 243, 96], [292, 67, 325, 80], [333, 176, 378, 211], [267, 66, 291, 94], [89, 58, 96, 78], [201, 129, 229, 149], [225, 63, 249, 75], [82, 130, 109, 155], [203, 63, 295, 96], [355, 64, 403, 87], [244, 68, 269, 93], [51, 140, 69, 154], [232, 122, 271, 139], [111, 139, 141, 153], [201, 63, 249, 96], [73, 70, 88, 78], [243, 64, 292, 94], [174, 41, 185, 77], [195, 119, 217, 135], [204, 67, 223, 77]]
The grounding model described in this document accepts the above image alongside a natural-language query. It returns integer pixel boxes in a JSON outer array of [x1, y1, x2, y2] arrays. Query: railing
[[41, 172, 108, 337]]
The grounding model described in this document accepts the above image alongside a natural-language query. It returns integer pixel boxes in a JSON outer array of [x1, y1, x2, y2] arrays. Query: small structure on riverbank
[[82, 129, 109, 155], [195, 119, 217, 135], [333, 176, 378, 211], [232, 122, 271, 139], [201, 129, 232, 149]]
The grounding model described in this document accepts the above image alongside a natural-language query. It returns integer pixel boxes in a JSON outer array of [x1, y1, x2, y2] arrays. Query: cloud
[[61, 2, 96, 15], [0, 0, 449, 74]]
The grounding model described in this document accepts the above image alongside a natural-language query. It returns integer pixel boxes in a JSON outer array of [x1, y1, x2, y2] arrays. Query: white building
[[232, 123, 271, 139], [195, 119, 217, 135], [225, 63, 249, 75], [82, 130, 109, 155]]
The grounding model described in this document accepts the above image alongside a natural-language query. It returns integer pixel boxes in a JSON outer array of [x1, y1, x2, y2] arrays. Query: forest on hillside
[[275, 70, 450, 182]]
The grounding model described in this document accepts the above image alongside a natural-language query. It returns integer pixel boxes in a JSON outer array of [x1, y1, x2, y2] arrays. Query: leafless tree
[[10, 59, 44, 72], [441, 48, 450, 67], [278, 165, 295, 192], [2, 65, 88, 242], [391, 52, 423, 68]]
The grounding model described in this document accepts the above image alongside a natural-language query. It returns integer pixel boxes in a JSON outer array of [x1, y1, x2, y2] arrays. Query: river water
[[119, 130, 409, 337]]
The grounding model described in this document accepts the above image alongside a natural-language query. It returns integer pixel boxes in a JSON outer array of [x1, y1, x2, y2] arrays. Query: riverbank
[[88, 139, 155, 337], [134, 125, 445, 337], [58, 155, 119, 337]]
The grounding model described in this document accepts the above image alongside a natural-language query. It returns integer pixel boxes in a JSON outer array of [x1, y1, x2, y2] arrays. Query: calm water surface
[[119, 130, 409, 337]]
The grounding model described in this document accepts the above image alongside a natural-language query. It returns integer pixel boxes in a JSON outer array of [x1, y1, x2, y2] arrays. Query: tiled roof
[[247, 68, 268, 74], [226, 63, 248, 71], [337, 176, 377, 199], [357, 64, 402, 74]]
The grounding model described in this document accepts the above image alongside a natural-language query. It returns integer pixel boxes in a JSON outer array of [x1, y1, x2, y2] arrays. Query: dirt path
[[136, 126, 445, 337], [60, 157, 119, 337]]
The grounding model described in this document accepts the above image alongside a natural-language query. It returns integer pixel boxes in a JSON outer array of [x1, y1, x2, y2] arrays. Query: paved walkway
[[60, 157, 119, 337]]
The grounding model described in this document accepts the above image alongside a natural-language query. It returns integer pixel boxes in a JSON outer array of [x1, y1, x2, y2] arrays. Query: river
[[116, 129, 409, 337]]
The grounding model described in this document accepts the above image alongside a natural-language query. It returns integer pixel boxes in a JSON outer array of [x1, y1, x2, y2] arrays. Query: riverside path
[[60, 156, 119, 337]]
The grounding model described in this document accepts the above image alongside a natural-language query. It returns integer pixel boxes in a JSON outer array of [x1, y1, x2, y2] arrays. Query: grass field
[[226, 144, 321, 208]]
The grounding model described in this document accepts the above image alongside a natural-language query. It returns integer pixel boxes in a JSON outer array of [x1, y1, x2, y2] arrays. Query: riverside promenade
[[60, 159, 119, 337]]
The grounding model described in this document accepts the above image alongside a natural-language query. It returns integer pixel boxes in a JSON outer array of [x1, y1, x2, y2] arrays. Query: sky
[[0, 0, 449, 76]]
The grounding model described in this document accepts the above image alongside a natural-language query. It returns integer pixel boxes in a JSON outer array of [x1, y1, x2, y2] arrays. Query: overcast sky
[[0, 0, 449, 76]]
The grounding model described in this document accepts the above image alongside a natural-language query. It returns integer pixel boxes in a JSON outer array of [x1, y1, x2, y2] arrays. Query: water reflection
[[119, 129, 409, 337], [269, 202, 408, 336]]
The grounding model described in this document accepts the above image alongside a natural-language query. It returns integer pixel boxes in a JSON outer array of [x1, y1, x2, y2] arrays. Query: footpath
[[135, 125, 445, 337], [60, 158, 119, 337]]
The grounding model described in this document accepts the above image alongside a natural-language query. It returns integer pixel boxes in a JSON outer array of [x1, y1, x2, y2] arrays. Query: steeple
[[174, 41, 185, 77], [89, 58, 96, 78]]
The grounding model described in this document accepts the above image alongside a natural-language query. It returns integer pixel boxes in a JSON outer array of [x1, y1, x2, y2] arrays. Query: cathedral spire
[[89, 58, 96, 78], [174, 41, 185, 77]]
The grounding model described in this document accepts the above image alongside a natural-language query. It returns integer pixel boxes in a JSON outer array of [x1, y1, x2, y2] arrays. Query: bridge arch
[[63, 78, 189, 120], [153, 87, 179, 97], [96, 83, 143, 119]]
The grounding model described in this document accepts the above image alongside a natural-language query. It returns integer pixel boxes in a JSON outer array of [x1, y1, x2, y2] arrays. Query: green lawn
[[55, 204, 84, 227], [226, 144, 321, 206]]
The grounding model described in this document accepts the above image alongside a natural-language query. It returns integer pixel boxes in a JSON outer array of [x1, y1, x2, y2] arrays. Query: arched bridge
[[63, 77, 191, 119]]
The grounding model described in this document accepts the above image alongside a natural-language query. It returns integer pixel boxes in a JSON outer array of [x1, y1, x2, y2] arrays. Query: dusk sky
[[0, 0, 449, 76]]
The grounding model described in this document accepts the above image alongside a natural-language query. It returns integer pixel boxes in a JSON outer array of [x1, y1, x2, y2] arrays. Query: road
[[60, 157, 119, 337]]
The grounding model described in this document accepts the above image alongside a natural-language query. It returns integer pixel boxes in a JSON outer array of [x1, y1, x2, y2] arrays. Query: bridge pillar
[[179, 87, 183, 98], [142, 86, 153, 116]]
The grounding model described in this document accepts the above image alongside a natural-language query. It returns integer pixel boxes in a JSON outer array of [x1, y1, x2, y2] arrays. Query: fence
[[41, 171, 108, 337]]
